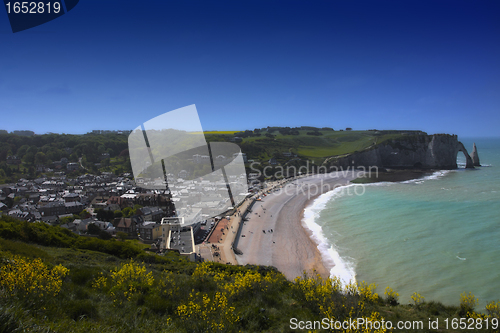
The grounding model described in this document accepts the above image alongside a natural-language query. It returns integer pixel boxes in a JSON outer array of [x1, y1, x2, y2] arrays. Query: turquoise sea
[[304, 137, 500, 308]]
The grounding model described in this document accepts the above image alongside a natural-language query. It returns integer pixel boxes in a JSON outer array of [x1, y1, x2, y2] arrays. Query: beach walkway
[[198, 179, 291, 265]]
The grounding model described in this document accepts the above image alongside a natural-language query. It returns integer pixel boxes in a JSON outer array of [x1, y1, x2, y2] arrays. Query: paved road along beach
[[236, 171, 359, 280]]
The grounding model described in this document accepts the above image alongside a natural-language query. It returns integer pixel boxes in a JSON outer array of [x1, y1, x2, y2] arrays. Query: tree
[[26, 146, 38, 155], [118, 149, 129, 157], [98, 230, 112, 240], [87, 223, 101, 235], [60, 215, 75, 225], [22, 152, 35, 165], [78, 210, 91, 219], [116, 231, 128, 241], [46, 147, 61, 163], [16, 145, 29, 158], [28, 166, 35, 177], [35, 152, 46, 165], [96, 209, 114, 222], [114, 167, 122, 176], [122, 207, 133, 218], [81, 155, 88, 168]]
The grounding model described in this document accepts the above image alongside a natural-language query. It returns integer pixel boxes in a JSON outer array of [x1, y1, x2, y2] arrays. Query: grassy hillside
[[0, 216, 498, 333]]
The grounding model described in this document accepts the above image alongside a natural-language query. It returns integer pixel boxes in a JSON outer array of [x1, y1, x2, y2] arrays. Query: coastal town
[[0, 155, 265, 263]]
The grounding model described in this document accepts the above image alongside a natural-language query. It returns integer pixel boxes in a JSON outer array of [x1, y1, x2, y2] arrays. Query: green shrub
[[0, 238, 49, 259], [0, 305, 20, 333], [65, 299, 99, 321], [70, 266, 100, 286], [0, 217, 143, 259]]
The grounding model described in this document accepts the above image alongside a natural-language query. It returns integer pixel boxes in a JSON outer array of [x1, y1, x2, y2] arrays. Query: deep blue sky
[[1, 0, 499, 137]]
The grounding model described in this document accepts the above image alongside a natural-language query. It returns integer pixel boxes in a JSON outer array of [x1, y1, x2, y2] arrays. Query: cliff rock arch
[[456, 142, 474, 169]]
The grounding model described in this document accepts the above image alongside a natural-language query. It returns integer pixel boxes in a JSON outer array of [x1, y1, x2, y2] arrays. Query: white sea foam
[[426, 170, 453, 180], [302, 185, 357, 285], [401, 170, 452, 184]]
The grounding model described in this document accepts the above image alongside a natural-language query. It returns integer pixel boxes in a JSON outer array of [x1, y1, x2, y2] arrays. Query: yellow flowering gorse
[[460, 291, 478, 311], [93, 259, 154, 305], [0, 255, 69, 300], [177, 291, 239, 332], [384, 286, 399, 304], [410, 292, 425, 307], [485, 300, 500, 318], [293, 274, 387, 332]]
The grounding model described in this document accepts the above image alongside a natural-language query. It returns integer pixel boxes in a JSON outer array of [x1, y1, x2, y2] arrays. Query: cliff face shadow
[[325, 134, 479, 171]]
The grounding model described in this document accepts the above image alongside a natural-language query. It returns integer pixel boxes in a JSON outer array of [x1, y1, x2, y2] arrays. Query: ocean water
[[304, 137, 500, 308]]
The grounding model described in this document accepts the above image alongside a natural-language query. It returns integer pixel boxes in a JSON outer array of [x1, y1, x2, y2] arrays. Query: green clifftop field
[[0, 215, 499, 333], [208, 128, 414, 164]]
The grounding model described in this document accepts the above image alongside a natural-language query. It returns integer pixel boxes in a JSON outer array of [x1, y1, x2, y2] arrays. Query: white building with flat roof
[[160, 217, 196, 261]]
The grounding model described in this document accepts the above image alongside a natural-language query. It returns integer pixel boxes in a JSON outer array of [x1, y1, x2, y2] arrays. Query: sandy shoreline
[[236, 171, 359, 280]]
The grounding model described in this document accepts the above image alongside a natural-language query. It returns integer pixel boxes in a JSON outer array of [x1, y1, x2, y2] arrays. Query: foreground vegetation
[[0, 216, 498, 332]]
